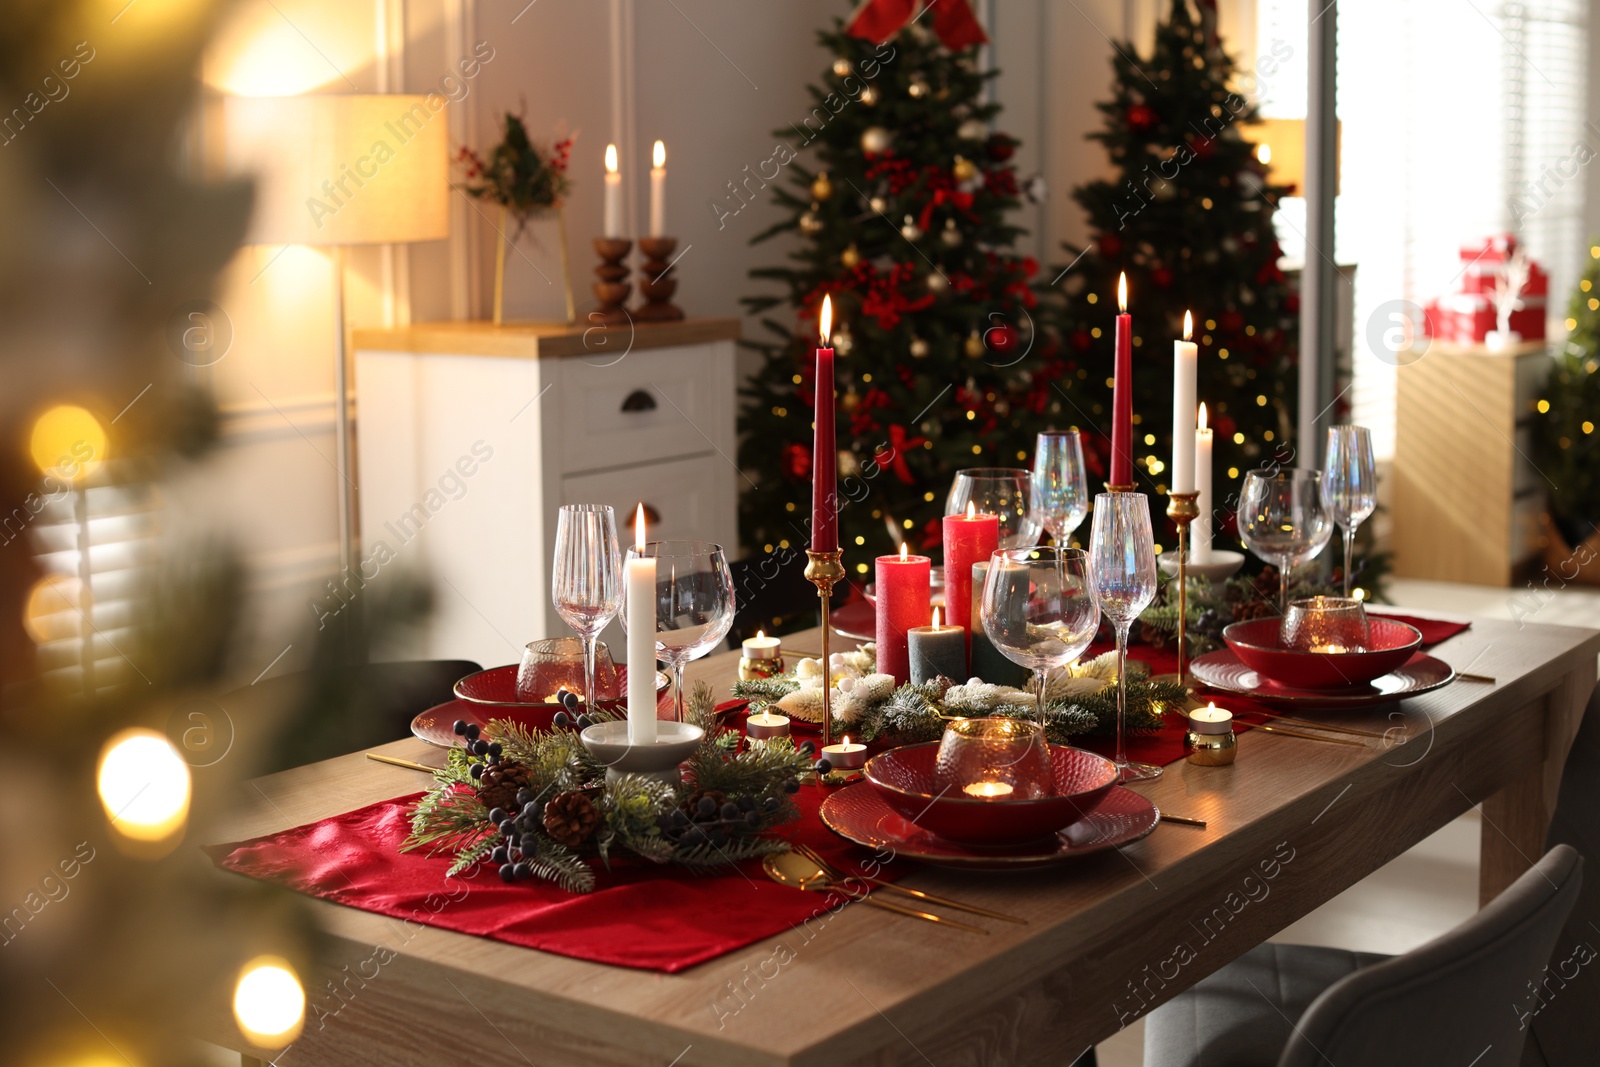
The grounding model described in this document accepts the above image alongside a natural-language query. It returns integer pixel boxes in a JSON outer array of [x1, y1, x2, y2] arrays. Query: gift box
[[1425, 234, 1547, 343]]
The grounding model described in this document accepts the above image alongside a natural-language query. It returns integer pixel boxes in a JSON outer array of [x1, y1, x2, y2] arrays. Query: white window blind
[[1255, 0, 1589, 460]]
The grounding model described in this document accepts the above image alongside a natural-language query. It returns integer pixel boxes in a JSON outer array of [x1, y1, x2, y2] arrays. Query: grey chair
[[1142, 842, 1582, 1066]]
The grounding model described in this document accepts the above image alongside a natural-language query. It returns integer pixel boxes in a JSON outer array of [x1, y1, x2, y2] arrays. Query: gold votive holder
[[739, 655, 786, 681]]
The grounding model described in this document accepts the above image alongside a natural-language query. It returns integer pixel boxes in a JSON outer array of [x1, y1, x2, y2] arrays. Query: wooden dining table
[[213, 612, 1599, 1067]]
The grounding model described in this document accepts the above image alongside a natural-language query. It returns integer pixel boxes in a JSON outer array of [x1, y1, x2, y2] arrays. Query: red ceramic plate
[[864, 742, 1118, 846], [820, 783, 1159, 869], [1223, 618, 1423, 689], [830, 599, 877, 643], [1190, 648, 1455, 709], [411, 698, 572, 748]]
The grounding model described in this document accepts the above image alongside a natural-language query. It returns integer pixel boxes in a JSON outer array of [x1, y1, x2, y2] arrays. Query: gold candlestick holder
[[1166, 491, 1201, 688], [804, 548, 846, 750]]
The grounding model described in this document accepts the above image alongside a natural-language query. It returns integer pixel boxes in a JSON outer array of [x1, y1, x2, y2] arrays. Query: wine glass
[[551, 504, 622, 714], [1320, 426, 1377, 597], [1031, 431, 1090, 545], [622, 540, 735, 721], [980, 546, 1101, 726], [1239, 468, 1335, 616], [1089, 492, 1160, 782], [947, 468, 1042, 549]]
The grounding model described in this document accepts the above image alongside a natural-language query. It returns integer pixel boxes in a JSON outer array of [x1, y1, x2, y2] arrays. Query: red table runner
[[209, 614, 1469, 974]]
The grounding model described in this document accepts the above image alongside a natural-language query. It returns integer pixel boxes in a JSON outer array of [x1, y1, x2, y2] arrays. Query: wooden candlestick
[[592, 237, 633, 326], [635, 236, 685, 322]]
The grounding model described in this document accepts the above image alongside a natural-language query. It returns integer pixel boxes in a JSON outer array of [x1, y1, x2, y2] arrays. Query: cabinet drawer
[[555, 345, 722, 474], [561, 455, 727, 546]]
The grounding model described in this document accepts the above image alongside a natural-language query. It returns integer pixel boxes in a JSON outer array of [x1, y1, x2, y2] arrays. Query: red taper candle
[[875, 542, 931, 684], [1111, 271, 1133, 487], [941, 501, 999, 669], [811, 295, 838, 552]]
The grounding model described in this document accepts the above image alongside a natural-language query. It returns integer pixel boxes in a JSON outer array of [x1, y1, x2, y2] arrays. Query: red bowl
[[1222, 617, 1423, 690], [453, 665, 669, 730], [864, 742, 1119, 846]]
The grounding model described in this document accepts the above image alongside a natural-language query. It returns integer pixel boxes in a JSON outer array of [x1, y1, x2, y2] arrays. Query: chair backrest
[[1278, 844, 1582, 1067], [1523, 684, 1600, 1066]]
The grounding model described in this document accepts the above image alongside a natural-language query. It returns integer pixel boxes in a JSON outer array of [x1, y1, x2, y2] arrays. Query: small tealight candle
[[739, 630, 785, 680], [745, 711, 791, 740], [820, 734, 868, 770], [1186, 703, 1236, 766], [963, 781, 1015, 799]]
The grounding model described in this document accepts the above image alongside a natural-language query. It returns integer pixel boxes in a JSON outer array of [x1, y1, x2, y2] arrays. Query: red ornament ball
[[1220, 310, 1245, 333], [985, 323, 1019, 355], [1098, 233, 1123, 259], [985, 133, 1017, 162], [1070, 329, 1093, 353], [1152, 266, 1174, 288], [1189, 136, 1215, 162], [1214, 415, 1237, 441], [781, 442, 812, 481], [1126, 104, 1158, 132]]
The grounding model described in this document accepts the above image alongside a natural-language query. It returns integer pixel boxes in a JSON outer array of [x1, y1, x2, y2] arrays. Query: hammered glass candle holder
[[1280, 596, 1371, 653], [933, 717, 1055, 800]]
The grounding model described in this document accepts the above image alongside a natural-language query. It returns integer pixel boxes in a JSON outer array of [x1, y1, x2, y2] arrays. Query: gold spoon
[[761, 852, 987, 934]]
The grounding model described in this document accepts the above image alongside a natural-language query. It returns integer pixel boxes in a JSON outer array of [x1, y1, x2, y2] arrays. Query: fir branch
[[402, 786, 493, 857], [528, 833, 596, 894], [731, 677, 801, 709], [446, 834, 499, 878], [688, 737, 812, 798]]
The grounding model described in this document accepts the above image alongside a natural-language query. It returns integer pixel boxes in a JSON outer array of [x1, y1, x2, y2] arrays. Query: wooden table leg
[[1479, 663, 1596, 904]]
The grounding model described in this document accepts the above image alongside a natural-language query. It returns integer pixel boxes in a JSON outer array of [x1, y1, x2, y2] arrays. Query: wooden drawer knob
[[621, 389, 657, 413]]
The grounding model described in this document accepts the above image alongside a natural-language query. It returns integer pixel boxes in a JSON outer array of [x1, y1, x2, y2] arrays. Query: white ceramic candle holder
[[580, 720, 704, 785]]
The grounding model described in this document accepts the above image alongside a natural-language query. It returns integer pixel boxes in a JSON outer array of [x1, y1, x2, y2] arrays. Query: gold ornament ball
[[834, 330, 854, 356], [799, 208, 824, 236], [840, 244, 861, 269], [899, 215, 923, 242], [908, 77, 930, 99], [811, 172, 833, 201], [952, 155, 978, 183], [869, 195, 888, 213], [964, 331, 985, 358], [832, 57, 853, 78], [859, 84, 879, 107], [841, 388, 860, 412], [940, 219, 962, 247], [909, 337, 930, 358], [838, 449, 862, 478], [861, 126, 892, 154], [926, 271, 949, 294]]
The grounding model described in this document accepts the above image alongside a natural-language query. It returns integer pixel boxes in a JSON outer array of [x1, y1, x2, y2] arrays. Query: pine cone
[[1232, 598, 1275, 623], [476, 760, 531, 813], [542, 790, 600, 848]]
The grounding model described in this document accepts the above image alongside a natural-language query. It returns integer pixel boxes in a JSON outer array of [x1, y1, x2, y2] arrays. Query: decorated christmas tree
[[1534, 244, 1600, 548], [1042, 0, 1297, 526], [738, 7, 1042, 567]]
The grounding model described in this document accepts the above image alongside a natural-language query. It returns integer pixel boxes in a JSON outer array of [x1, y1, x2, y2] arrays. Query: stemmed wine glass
[[1321, 426, 1377, 597], [621, 540, 736, 722], [947, 468, 1042, 549], [980, 547, 1101, 726], [1031, 431, 1090, 545], [1239, 468, 1335, 616], [551, 504, 622, 714], [1089, 492, 1161, 782]]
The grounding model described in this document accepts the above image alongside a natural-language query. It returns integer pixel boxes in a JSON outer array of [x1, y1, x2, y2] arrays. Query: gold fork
[[792, 843, 1027, 925]]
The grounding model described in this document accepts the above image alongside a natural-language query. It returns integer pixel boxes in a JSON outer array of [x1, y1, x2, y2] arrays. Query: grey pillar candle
[[969, 560, 1032, 687], [908, 609, 967, 685]]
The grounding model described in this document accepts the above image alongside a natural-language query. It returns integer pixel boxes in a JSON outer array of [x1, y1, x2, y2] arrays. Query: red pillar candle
[[942, 501, 999, 669], [810, 295, 838, 553], [1111, 271, 1133, 487], [875, 543, 931, 684]]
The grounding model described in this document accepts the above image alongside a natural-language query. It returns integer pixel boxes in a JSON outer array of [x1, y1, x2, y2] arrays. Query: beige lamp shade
[[1252, 116, 1342, 197], [224, 94, 450, 246]]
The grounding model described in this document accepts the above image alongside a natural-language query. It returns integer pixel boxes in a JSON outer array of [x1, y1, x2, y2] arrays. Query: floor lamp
[[223, 94, 449, 573]]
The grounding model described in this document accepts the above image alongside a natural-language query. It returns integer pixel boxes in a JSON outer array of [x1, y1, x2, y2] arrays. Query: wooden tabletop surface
[[213, 614, 1600, 1067]]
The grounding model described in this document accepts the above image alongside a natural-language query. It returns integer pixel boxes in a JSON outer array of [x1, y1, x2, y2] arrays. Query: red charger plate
[[1223, 617, 1423, 689], [1190, 648, 1455, 709], [821, 783, 1158, 869]]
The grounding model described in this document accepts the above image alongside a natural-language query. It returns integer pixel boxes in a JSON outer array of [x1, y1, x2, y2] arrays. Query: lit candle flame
[[633, 502, 646, 550], [1117, 272, 1128, 312], [1198, 402, 1209, 431], [756, 629, 765, 640], [652, 139, 666, 168], [1183, 310, 1193, 341], [605, 143, 619, 174], [819, 294, 833, 344], [842, 735, 852, 746], [899, 541, 909, 561], [1257, 143, 1272, 165], [965, 500, 976, 519], [932, 606, 942, 628]]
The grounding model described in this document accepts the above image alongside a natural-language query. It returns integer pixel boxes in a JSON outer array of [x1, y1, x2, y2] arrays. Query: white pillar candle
[[649, 140, 666, 237], [1194, 403, 1213, 564], [626, 503, 657, 745], [603, 144, 623, 239], [1170, 310, 1198, 494]]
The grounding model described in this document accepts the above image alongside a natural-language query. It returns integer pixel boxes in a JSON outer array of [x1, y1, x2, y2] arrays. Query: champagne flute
[[622, 540, 735, 721], [980, 547, 1101, 726], [947, 468, 1042, 549], [1089, 492, 1160, 781], [551, 504, 622, 713], [1239, 468, 1335, 616], [1031, 431, 1090, 545], [1321, 426, 1377, 597]]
